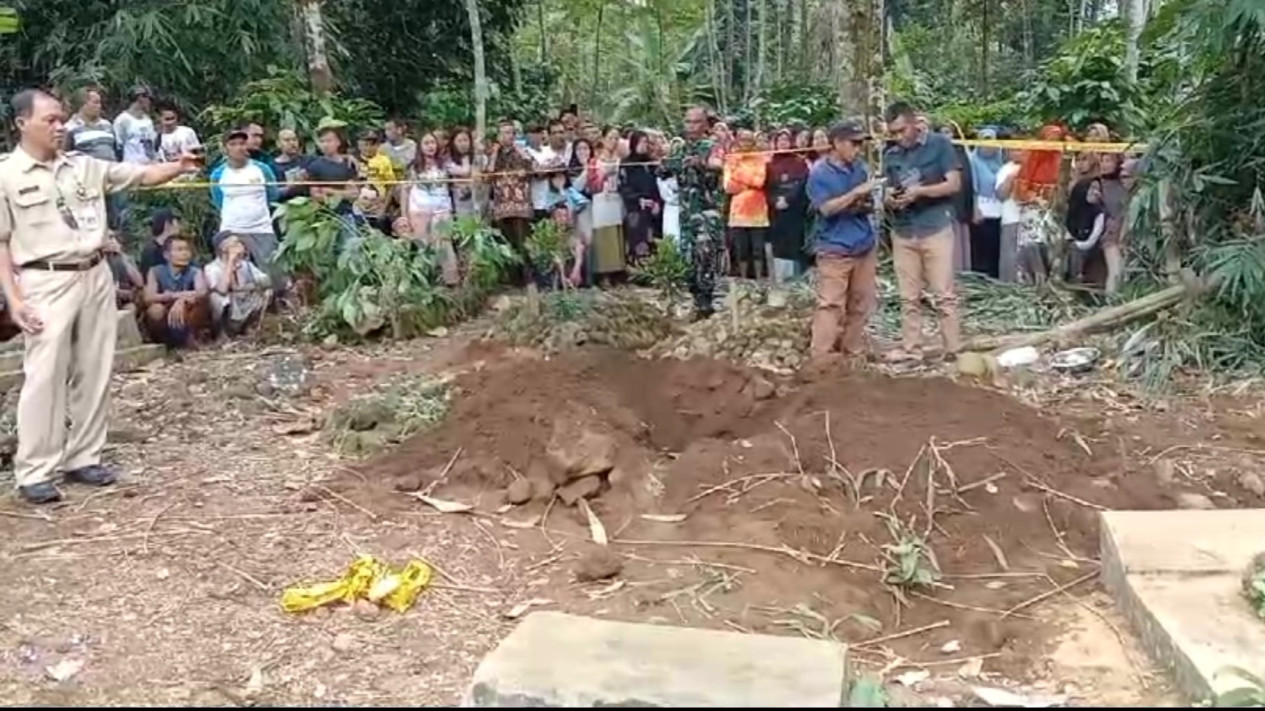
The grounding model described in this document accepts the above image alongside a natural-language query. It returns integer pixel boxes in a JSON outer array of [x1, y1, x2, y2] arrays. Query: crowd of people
[[52, 84, 1140, 364]]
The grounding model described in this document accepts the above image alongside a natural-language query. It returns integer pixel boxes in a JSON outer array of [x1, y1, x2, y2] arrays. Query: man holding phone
[[882, 101, 963, 361], [805, 119, 883, 364]]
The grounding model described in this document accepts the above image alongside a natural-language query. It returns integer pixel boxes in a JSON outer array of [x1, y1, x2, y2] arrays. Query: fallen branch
[[853, 619, 951, 648], [1001, 569, 1098, 618], [612, 537, 881, 573], [963, 281, 1198, 353]]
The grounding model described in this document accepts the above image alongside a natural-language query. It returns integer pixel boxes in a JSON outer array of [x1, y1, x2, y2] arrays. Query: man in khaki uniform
[[0, 89, 200, 504]]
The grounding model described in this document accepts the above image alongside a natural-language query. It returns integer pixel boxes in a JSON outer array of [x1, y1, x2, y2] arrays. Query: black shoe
[[18, 481, 62, 504], [64, 464, 117, 487]]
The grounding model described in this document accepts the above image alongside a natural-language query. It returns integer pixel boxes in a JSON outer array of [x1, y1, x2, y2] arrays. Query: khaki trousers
[[892, 225, 961, 354], [810, 250, 877, 357], [15, 261, 117, 487]]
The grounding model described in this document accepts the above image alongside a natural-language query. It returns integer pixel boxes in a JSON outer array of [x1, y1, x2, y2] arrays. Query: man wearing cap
[[0, 89, 201, 504], [112, 85, 157, 165], [209, 126, 283, 289], [882, 101, 963, 361], [805, 119, 882, 363]]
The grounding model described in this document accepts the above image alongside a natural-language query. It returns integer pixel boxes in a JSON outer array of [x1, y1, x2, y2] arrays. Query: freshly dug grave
[[357, 348, 1169, 677]]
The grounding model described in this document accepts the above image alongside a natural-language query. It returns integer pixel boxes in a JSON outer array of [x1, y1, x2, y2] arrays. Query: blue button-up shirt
[[806, 157, 876, 256]]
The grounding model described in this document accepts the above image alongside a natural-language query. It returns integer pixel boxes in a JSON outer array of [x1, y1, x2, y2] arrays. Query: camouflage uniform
[[664, 137, 723, 316]]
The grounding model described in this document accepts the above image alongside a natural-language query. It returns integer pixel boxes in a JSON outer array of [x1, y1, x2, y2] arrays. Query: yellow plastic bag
[[280, 555, 432, 614]]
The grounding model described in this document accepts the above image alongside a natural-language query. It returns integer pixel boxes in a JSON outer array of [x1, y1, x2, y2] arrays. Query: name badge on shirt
[[73, 205, 101, 232]]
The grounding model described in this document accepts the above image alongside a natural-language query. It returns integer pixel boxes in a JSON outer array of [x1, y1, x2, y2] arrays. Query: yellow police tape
[[138, 138, 1145, 192], [280, 554, 433, 614]]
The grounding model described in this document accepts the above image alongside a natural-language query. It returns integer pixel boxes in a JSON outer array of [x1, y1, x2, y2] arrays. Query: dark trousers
[[497, 217, 533, 286], [969, 218, 1002, 279]]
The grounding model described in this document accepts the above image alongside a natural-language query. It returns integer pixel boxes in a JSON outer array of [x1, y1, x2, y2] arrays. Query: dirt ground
[[1, 318, 1262, 706]]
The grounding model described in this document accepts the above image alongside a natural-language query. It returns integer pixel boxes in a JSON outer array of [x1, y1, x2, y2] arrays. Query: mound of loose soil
[[356, 347, 1169, 674]]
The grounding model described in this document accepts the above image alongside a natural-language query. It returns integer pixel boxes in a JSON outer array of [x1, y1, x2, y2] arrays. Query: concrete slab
[[464, 611, 848, 707], [1101, 509, 1265, 702]]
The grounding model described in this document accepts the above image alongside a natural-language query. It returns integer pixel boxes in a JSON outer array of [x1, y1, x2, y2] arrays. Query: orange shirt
[[723, 152, 770, 228]]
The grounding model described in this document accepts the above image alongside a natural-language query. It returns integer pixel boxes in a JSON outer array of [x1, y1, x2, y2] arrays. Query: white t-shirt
[[529, 145, 566, 211], [158, 125, 201, 162], [214, 162, 275, 234], [407, 166, 454, 214], [995, 162, 1022, 225], [113, 111, 157, 165]]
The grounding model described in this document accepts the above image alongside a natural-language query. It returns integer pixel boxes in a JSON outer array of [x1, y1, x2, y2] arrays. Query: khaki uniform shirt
[[0, 146, 147, 265]]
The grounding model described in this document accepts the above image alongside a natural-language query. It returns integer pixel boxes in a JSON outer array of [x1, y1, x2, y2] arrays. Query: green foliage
[[1213, 666, 1265, 707], [630, 238, 690, 307], [879, 515, 940, 592], [450, 215, 520, 292], [277, 199, 516, 343], [1020, 21, 1141, 133], [5, 0, 299, 120], [324, 0, 528, 118], [932, 98, 1026, 134], [525, 217, 571, 285], [743, 82, 839, 129], [201, 67, 384, 142]]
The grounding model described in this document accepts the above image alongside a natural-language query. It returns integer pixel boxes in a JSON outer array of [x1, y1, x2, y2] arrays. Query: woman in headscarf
[[619, 130, 663, 266], [938, 122, 976, 273], [969, 126, 1006, 278], [764, 128, 811, 282]]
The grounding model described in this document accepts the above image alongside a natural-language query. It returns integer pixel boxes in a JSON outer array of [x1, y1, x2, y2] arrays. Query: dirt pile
[[357, 347, 1174, 668]]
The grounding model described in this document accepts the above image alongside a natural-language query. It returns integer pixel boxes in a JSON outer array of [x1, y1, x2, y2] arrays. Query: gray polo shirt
[[883, 132, 960, 237], [64, 115, 118, 162]]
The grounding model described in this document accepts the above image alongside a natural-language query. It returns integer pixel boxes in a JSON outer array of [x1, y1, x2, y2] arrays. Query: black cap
[[128, 85, 151, 102], [827, 118, 871, 143], [224, 128, 249, 142]]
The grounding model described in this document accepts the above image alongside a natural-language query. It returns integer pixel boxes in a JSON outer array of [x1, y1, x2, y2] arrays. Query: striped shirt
[[64, 115, 118, 162]]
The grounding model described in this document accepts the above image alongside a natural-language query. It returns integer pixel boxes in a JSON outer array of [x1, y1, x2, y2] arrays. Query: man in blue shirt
[[806, 118, 881, 363], [882, 101, 963, 360]]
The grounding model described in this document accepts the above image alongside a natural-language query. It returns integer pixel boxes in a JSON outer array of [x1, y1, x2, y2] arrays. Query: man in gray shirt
[[64, 87, 118, 162], [882, 101, 963, 361]]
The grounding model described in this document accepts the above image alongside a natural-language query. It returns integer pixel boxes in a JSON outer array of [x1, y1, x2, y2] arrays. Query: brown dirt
[[347, 347, 1184, 679]]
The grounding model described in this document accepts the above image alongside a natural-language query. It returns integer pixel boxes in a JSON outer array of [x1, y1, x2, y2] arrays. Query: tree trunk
[[980, 0, 991, 96], [963, 281, 1199, 353], [299, 0, 333, 95], [537, 0, 547, 64], [755, 0, 768, 111], [464, 0, 487, 145], [706, 0, 728, 113], [1123, 0, 1148, 84], [799, 0, 809, 79], [744, 0, 754, 103], [592, 0, 605, 109]]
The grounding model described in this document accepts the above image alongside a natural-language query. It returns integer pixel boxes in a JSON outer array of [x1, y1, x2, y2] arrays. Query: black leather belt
[[20, 252, 103, 272]]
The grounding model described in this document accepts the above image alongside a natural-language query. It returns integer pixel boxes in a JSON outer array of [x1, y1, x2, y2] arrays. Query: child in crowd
[[356, 130, 397, 231], [140, 208, 182, 276], [204, 234, 273, 338], [144, 235, 210, 348]]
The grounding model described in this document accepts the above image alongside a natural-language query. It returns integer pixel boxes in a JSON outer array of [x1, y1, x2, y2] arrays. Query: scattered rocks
[[393, 474, 424, 493], [1236, 471, 1265, 497], [351, 599, 380, 621], [557, 475, 603, 506], [331, 633, 356, 653], [547, 426, 616, 484], [506, 478, 534, 505], [1175, 492, 1215, 510], [263, 353, 314, 398], [574, 547, 624, 582]]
